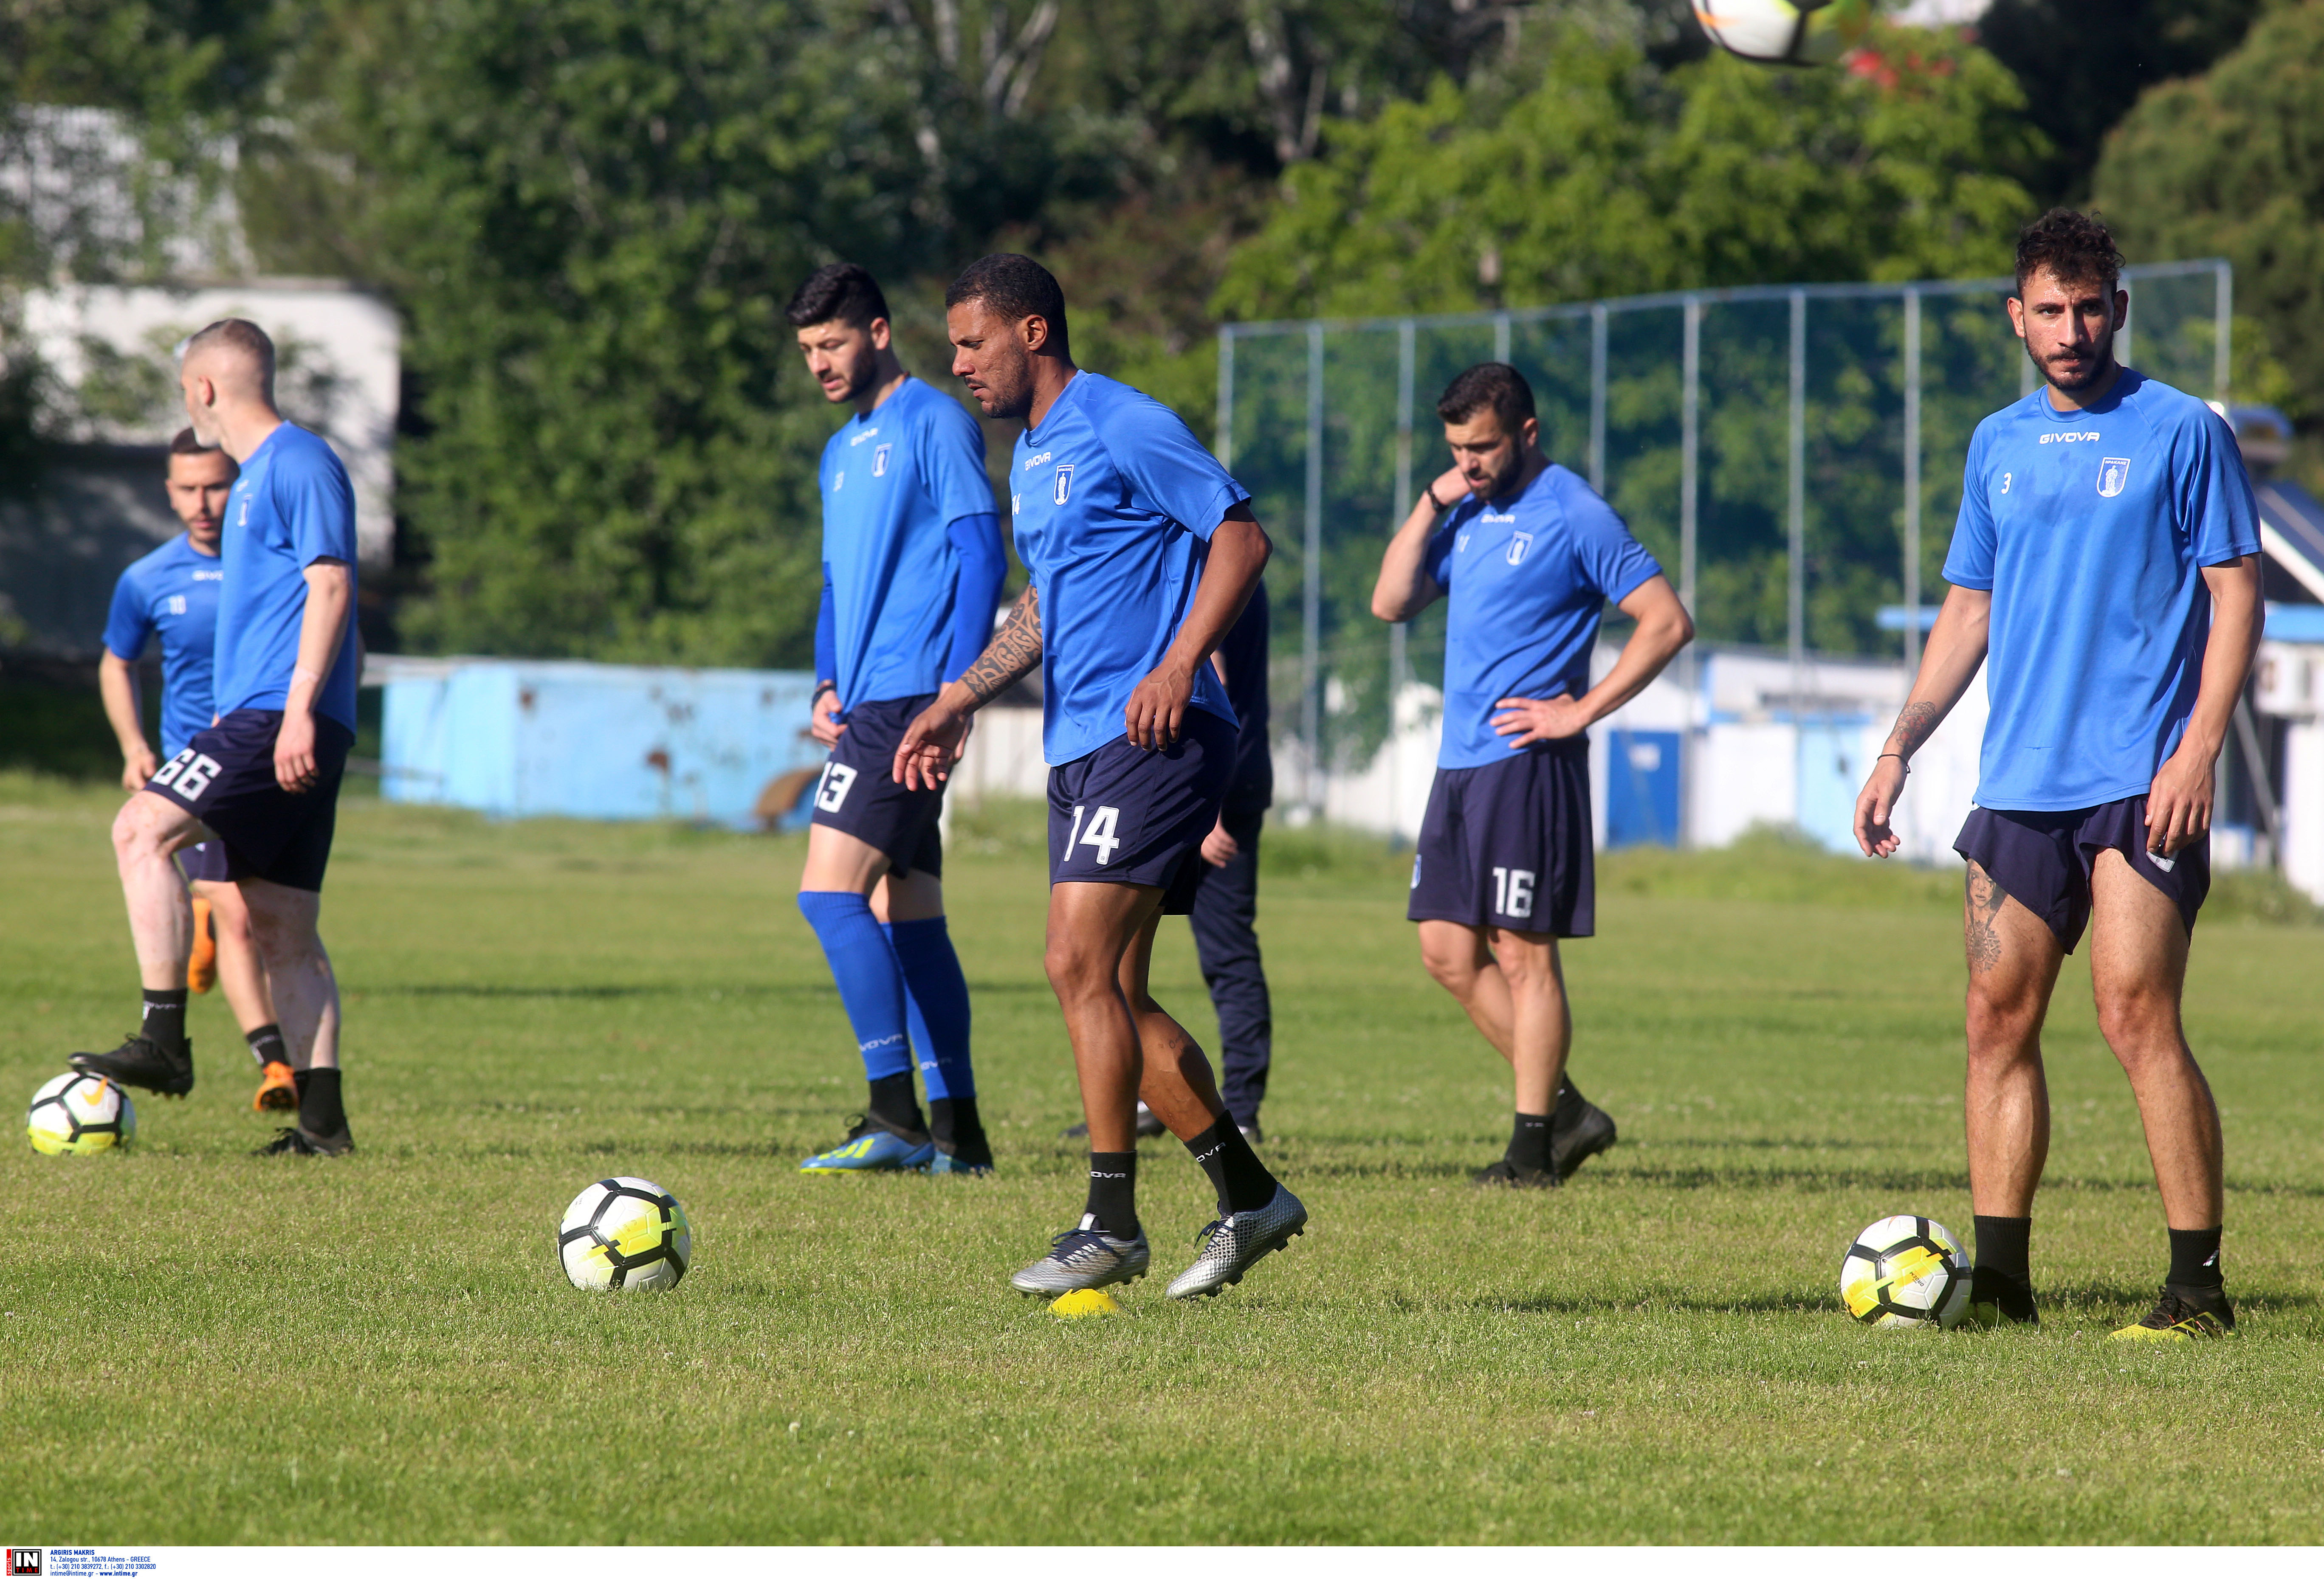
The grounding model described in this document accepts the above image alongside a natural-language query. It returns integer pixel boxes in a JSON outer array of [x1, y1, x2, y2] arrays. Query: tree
[[2094, 1, 2324, 424]]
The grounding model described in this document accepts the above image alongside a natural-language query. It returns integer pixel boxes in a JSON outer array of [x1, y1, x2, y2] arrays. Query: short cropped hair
[[184, 318, 276, 385], [945, 253, 1070, 357], [1436, 363, 1536, 432], [785, 262, 890, 331], [2014, 208, 2124, 297], [168, 427, 237, 472]]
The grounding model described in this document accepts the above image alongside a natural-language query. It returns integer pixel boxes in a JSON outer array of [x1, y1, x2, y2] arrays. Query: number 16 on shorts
[[1066, 803, 1122, 866], [1492, 865, 1536, 922]]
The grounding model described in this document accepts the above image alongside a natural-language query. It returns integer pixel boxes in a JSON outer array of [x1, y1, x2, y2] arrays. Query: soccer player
[[74, 318, 364, 1156], [787, 262, 1005, 1176], [1854, 210, 2262, 1341], [1062, 583, 1278, 1146], [97, 428, 293, 1112], [1371, 363, 1692, 1188], [896, 253, 1306, 1299]]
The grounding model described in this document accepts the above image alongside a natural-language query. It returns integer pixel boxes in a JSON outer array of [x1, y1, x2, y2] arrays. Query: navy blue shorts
[[809, 693, 944, 879], [1407, 738, 1594, 937], [144, 709, 354, 893], [178, 840, 233, 884], [1048, 708, 1235, 915], [1955, 796, 2208, 952]]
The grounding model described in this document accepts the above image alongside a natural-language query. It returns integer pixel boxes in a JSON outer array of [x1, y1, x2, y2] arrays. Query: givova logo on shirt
[[2097, 457, 2131, 498]]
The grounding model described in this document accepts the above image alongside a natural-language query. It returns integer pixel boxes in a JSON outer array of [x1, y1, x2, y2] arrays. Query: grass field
[[4, 774, 2322, 1544]]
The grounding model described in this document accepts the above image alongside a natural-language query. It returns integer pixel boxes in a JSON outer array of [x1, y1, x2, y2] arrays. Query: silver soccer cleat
[[1008, 1216, 1152, 1295], [1165, 1185, 1309, 1300]]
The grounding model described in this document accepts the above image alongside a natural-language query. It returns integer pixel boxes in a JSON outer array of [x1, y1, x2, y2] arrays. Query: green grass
[[4, 774, 2322, 1543]]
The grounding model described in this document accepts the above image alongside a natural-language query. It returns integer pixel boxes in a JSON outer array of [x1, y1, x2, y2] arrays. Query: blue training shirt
[[1943, 369, 2260, 812], [819, 377, 999, 705], [214, 423, 361, 732], [101, 534, 226, 758], [1009, 371, 1247, 766], [1424, 463, 1661, 770]]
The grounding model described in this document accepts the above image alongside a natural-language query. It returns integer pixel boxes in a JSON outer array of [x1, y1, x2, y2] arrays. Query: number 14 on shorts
[[1066, 804, 1122, 865], [1492, 865, 1536, 921]]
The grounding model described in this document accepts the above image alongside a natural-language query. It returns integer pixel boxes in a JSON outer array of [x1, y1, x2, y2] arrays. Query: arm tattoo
[[1885, 699, 1940, 758], [957, 584, 1042, 704], [1964, 862, 2008, 975]]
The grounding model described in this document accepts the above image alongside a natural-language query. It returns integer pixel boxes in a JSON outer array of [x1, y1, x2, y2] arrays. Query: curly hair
[[2014, 208, 2124, 296]]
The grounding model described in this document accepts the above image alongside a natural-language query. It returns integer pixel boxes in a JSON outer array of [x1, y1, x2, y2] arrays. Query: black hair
[[2014, 208, 2124, 297], [1436, 362, 1537, 432], [944, 253, 1070, 357], [168, 426, 237, 471], [785, 262, 891, 331]]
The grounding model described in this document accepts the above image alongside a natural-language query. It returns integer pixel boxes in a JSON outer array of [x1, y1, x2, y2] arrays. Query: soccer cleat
[[1549, 1080, 1617, 1182], [1009, 1216, 1151, 1295], [1962, 1268, 2040, 1329], [2112, 1283, 2237, 1342], [252, 1059, 298, 1113], [1165, 1185, 1308, 1300], [1059, 1101, 1168, 1142], [254, 1123, 355, 1157], [71, 1035, 193, 1098], [798, 1113, 936, 1174], [1239, 1121, 1265, 1146], [187, 898, 217, 994], [1472, 1157, 1558, 1189], [924, 1149, 993, 1177]]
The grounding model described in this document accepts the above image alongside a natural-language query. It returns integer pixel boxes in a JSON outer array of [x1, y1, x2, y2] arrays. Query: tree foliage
[[2094, 0, 2324, 424]]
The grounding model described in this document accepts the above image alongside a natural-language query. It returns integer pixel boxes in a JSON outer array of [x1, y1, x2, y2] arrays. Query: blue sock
[[796, 892, 912, 1081], [885, 916, 975, 1102]]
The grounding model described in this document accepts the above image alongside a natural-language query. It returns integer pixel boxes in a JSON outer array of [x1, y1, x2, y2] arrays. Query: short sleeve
[[102, 568, 154, 661], [919, 392, 996, 526], [1421, 518, 1461, 589], [2180, 405, 2262, 566], [1560, 479, 1660, 602], [279, 439, 358, 566], [1943, 425, 1997, 591], [1104, 394, 1250, 541]]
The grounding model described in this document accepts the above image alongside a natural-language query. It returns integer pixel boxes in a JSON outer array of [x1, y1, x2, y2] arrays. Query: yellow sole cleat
[[2111, 1283, 2236, 1341]]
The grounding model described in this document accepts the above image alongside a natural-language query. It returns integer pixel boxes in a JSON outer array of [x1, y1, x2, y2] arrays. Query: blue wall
[[382, 659, 825, 827]]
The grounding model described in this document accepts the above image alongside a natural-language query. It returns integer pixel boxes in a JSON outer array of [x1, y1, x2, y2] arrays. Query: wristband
[[1425, 485, 1456, 511], [291, 666, 325, 687], [812, 679, 837, 700], [1877, 752, 1909, 777]]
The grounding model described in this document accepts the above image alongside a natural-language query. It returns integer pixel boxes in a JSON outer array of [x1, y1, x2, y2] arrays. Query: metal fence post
[[1903, 288, 1922, 673], [1679, 294, 1700, 847], [1214, 326, 1235, 467], [1788, 288, 1807, 706], [1589, 302, 1608, 493], [1493, 311, 1510, 364], [2215, 261, 2234, 401], [1390, 318, 1416, 845], [1303, 321, 1325, 815]]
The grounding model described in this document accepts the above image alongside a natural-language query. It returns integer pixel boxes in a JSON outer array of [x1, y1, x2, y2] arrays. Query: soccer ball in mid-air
[[558, 1177, 692, 1291], [1839, 1215, 1970, 1329], [1692, 0, 1873, 64], [26, 1071, 137, 1155]]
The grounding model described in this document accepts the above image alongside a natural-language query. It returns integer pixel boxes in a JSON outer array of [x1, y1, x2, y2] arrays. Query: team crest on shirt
[[1053, 464, 1074, 505], [2096, 457, 2131, 498], [1506, 530, 1533, 567], [872, 444, 891, 478]]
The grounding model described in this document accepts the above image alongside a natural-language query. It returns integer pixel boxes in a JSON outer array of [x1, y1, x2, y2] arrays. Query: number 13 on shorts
[[1066, 804, 1123, 866]]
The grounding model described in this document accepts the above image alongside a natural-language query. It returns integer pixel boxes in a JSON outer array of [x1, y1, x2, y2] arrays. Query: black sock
[[245, 1023, 288, 1069], [1507, 1112, 1551, 1172], [141, 988, 189, 1054], [1186, 1117, 1278, 1214], [928, 1097, 991, 1165], [299, 1067, 345, 1136], [1973, 1214, 2033, 1287], [867, 1073, 923, 1136], [1084, 1151, 1137, 1238], [2167, 1226, 2224, 1290], [1552, 1076, 1585, 1125]]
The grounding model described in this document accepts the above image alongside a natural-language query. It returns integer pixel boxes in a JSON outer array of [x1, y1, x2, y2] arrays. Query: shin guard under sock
[[796, 892, 912, 1082], [885, 917, 976, 1103]]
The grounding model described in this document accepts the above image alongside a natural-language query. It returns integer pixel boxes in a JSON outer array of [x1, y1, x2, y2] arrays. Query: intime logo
[[8, 1551, 43, 1577]]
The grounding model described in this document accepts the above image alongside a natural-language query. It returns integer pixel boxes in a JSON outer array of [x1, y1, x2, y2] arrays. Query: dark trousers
[[1187, 809, 1272, 1129]]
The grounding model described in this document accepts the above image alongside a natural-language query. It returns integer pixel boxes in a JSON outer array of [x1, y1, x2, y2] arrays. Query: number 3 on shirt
[[1066, 803, 1122, 866], [1998, 472, 2011, 494]]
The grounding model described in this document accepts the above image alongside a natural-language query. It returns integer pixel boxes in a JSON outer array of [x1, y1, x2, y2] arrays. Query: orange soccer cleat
[[253, 1059, 298, 1113], [188, 897, 218, 994]]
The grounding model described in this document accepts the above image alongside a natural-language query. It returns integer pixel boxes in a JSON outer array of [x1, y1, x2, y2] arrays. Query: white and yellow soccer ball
[[27, 1071, 137, 1156], [1840, 1214, 1971, 1329], [558, 1177, 691, 1291], [1692, 0, 1874, 65]]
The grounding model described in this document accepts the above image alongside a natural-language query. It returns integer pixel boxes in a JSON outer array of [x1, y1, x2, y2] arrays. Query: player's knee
[[1963, 984, 2042, 1052], [110, 797, 164, 861], [2093, 987, 2179, 1053], [1419, 945, 1474, 994], [1043, 935, 1110, 999]]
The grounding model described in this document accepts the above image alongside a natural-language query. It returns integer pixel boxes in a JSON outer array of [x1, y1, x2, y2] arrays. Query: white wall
[[22, 281, 401, 567]]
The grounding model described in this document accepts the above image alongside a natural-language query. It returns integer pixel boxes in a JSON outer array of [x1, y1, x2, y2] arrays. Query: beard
[[2038, 326, 2116, 391]]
